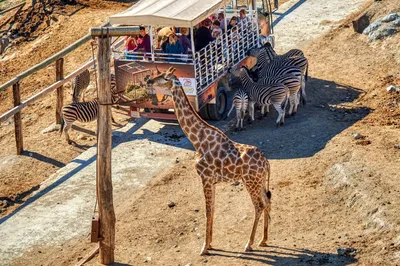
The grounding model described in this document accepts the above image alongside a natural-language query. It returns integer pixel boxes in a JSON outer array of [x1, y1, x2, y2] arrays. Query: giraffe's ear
[[155, 65, 161, 75]]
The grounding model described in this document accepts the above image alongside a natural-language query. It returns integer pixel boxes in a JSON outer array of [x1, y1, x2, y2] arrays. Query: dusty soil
[[2, 0, 400, 265], [0, 0, 132, 215]]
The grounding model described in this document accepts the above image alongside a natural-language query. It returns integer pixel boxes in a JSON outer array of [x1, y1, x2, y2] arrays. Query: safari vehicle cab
[[109, 0, 275, 120]]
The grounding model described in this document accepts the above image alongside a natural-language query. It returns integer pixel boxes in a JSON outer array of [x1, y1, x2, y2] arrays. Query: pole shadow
[[272, 0, 307, 28]]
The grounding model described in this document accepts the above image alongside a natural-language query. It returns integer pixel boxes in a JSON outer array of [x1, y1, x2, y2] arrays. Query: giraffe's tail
[[266, 161, 271, 200]]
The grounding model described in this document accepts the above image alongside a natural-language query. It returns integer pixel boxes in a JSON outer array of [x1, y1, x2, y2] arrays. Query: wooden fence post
[[56, 58, 64, 124], [96, 35, 115, 265], [13, 82, 23, 155]]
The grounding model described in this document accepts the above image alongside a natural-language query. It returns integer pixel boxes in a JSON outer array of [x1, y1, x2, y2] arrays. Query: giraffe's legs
[[245, 206, 262, 252], [201, 182, 215, 255], [259, 207, 270, 247]]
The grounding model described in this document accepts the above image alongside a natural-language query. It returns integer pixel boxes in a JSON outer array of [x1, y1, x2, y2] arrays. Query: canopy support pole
[[150, 26, 155, 62]]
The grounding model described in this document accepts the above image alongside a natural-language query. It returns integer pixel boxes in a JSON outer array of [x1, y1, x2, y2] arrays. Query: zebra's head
[[146, 66, 177, 89], [247, 47, 262, 58]]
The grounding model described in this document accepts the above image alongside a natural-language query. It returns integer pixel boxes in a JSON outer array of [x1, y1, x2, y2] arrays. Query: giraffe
[[146, 67, 272, 255]]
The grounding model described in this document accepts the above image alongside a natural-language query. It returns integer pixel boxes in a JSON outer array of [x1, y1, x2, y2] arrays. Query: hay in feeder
[[125, 83, 151, 103]]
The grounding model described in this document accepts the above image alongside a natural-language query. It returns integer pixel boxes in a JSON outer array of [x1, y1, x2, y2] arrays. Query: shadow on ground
[[222, 76, 370, 159], [210, 245, 357, 265]]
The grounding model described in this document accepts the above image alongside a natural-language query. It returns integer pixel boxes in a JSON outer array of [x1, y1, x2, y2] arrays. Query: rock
[[372, 92, 377, 97], [353, 132, 365, 140], [185, 264, 192, 266], [194, 227, 199, 231], [363, 21, 381, 34], [2, 200, 10, 208], [175, 158, 180, 163], [386, 85, 398, 92], [156, 238, 162, 243], [394, 144, 400, 150], [369, 27, 398, 41], [204, 259, 208, 263], [259, 141, 263, 145], [194, 208, 199, 212], [337, 247, 357, 257], [168, 201, 176, 208], [391, 18, 400, 27], [145, 256, 152, 262], [381, 13, 399, 23], [77, 135, 87, 140], [231, 181, 241, 186], [196, 233, 201, 239], [41, 123, 61, 134]]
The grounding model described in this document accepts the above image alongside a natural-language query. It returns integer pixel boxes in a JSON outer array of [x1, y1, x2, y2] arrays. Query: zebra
[[72, 69, 91, 102], [242, 67, 301, 116], [226, 88, 249, 131], [262, 41, 304, 60], [248, 46, 308, 105], [230, 66, 290, 127], [60, 87, 121, 144]]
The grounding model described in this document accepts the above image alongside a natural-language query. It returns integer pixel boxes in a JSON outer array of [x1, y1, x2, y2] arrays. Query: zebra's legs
[[288, 94, 296, 116], [63, 121, 73, 144], [249, 101, 256, 122], [273, 103, 284, 126]]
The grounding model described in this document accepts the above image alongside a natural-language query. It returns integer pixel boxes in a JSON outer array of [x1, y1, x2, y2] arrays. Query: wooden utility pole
[[13, 82, 23, 155], [95, 35, 116, 265], [55, 58, 64, 124]]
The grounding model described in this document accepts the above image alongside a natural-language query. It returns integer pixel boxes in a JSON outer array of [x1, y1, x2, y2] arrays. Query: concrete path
[[0, 0, 370, 264], [0, 119, 191, 265], [272, 0, 366, 51]]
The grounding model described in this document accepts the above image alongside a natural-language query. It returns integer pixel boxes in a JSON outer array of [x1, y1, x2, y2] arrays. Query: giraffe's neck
[[170, 81, 228, 154]]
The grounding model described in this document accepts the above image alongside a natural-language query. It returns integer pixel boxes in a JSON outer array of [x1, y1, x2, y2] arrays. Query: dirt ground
[[2, 0, 400, 265], [0, 0, 132, 216]]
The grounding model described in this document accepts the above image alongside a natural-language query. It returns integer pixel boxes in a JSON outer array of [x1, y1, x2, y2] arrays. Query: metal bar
[[0, 60, 94, 123], [90, 26, 140, 37], [0, 2, 25, 15], [149, 26, 155, 62]]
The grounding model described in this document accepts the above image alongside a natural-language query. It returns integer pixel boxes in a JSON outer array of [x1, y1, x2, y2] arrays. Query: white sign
[[178, 78, 197, 96]]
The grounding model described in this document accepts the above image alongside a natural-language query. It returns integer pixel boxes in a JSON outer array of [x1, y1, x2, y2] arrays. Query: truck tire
[[199, 105, 210, 120], [207, 87, 228, 121]]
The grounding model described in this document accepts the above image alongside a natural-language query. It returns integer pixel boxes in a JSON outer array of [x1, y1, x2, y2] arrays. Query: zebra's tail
[[59, 116, 65, 136], [301, 74, 307, 106], [226, 103, 235, 119], [305, 61, 309, 82], [281, 88, 290, 112]]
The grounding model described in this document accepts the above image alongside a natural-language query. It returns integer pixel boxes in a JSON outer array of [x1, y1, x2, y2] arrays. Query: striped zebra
[[242, 67, 301, 116], [72, 69, 91, 102], [230, 66, 290, 127], [248, 47, 308, 105], [262, 42, 304, 60], [226, 88, 249, 131], [60, 87, 121, 144]]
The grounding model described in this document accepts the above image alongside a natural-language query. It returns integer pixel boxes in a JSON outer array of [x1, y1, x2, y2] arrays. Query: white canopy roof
[[109, 0, 228, 27]]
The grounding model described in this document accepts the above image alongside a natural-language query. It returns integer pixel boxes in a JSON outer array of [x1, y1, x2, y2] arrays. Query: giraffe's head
[[146, 66, 177, 90]]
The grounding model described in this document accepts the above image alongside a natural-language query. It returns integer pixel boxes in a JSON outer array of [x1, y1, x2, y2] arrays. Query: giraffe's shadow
[[208, 245, 357, 265]]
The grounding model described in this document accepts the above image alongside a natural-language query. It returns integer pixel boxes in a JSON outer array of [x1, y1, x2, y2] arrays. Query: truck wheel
[[207, 87, 227, 121], [199, 105, 210, 120]]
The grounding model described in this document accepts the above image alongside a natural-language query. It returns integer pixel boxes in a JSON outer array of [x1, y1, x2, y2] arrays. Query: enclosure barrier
[[0, 22, 110, 155]]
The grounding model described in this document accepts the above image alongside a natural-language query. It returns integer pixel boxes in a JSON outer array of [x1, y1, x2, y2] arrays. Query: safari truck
[[109, 0, 275, 120]]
